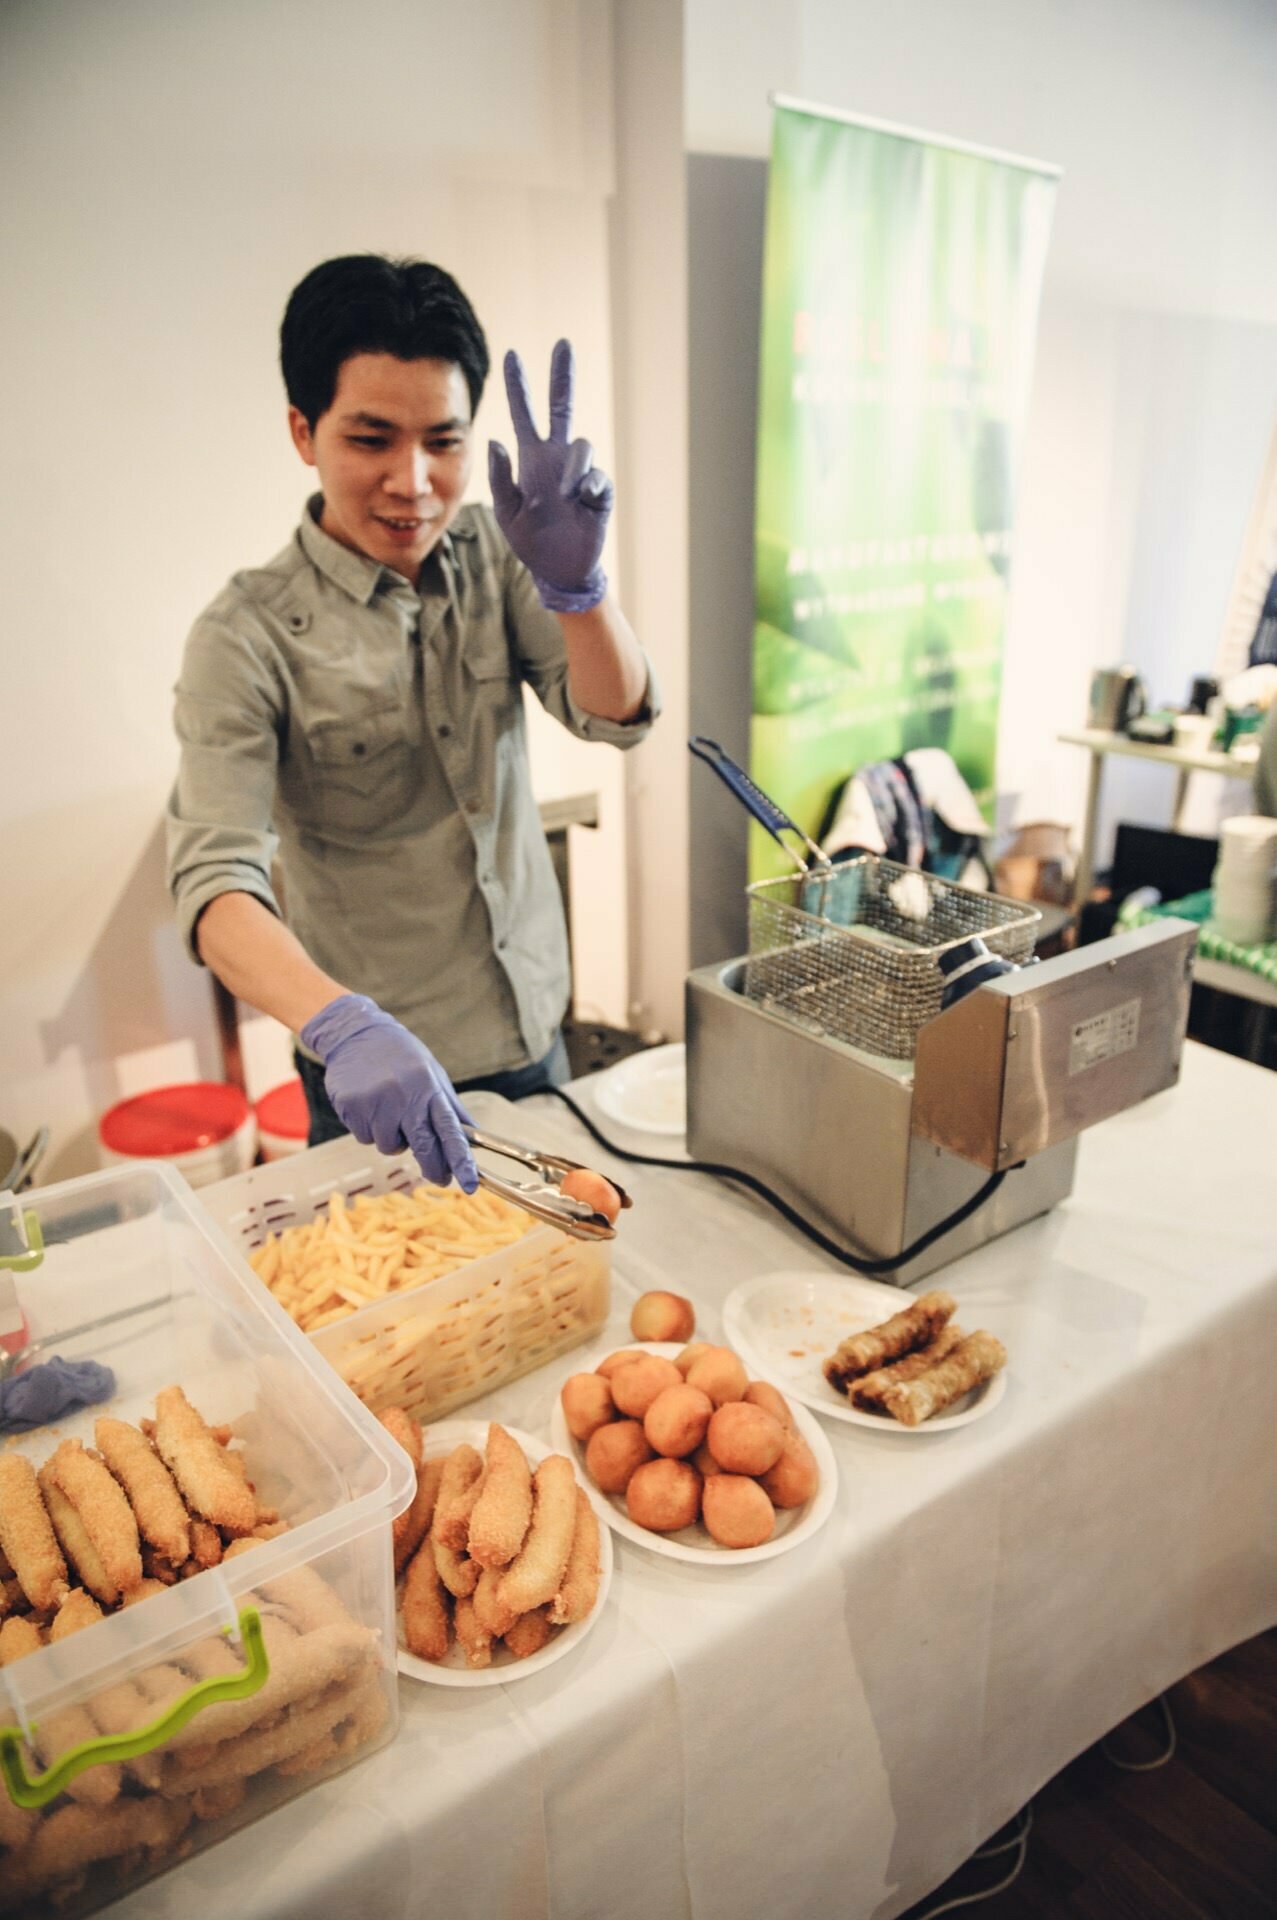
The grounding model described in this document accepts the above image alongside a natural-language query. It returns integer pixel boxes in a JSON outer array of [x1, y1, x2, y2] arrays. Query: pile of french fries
[[248, 1185, 536, 1334]]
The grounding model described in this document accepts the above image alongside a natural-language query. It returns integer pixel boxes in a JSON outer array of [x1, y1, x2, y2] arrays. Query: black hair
[[280, 255, 490, 427]]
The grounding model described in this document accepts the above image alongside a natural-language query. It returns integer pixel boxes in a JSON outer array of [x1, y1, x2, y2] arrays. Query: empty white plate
[[591, 1044, 686, 1136]]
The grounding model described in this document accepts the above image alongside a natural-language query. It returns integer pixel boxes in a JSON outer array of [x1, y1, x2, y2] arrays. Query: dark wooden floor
[[899, 1629, 1277, 1920]]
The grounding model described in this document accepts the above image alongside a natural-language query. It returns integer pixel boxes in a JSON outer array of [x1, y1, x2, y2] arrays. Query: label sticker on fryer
[[1068, 998, 1140, 1075]]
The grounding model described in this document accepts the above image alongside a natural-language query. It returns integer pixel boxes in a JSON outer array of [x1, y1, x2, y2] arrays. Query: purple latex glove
[[300, 994, 478, 1192], [488, 339, 613, 614]]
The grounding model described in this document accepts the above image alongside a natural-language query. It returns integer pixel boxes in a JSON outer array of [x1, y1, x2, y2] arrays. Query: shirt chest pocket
[[302, 705, 420, 835]]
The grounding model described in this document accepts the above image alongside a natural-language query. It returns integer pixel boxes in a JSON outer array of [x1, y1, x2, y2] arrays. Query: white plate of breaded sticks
[[395, 1420, 612, 1687], [723, 1274, 1007, 1434]]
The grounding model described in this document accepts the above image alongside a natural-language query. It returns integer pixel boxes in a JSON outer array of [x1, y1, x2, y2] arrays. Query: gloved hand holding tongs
[[465, 1125, 631, 1241]]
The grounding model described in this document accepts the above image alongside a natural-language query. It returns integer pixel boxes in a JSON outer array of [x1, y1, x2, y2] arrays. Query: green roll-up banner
[[752, 98, 1058, 880]]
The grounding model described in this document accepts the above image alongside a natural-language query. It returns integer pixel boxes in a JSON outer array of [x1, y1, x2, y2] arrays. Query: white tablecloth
[[123, 1039, 1277, 1920]]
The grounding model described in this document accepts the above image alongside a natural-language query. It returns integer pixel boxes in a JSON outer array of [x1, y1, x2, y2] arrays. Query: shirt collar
[[300, 496, 477, 605]]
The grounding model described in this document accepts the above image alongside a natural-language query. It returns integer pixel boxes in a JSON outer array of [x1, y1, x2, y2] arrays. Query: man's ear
[[288, 405, 317, 466]]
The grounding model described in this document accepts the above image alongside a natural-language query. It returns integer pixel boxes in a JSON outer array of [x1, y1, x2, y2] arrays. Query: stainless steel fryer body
[[685, 959, 1077, 1286]]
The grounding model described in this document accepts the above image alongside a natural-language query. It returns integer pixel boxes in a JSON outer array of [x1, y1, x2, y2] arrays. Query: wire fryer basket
[[745, 856, 1041, 1060]]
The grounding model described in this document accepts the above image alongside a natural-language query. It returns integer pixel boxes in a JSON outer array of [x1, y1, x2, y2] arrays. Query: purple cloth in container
[[0, 1356, 116, 1431]]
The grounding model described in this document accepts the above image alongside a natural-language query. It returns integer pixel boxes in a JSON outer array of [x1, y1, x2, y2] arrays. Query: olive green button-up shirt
[[165, 499, 658, 1080]]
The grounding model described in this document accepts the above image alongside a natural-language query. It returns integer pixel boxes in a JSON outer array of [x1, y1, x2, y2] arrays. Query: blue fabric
[[0, 1355, 116, 1432]]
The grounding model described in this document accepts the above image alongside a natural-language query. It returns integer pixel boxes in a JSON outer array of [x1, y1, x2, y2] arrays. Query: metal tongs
[[464, 1126, 631, 1241]]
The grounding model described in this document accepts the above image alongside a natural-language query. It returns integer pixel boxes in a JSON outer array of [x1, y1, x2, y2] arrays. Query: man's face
[[289, 353, 473, 579]]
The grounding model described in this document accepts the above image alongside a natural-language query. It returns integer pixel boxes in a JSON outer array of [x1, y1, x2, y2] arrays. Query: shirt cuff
[[564, 658, 663, 747]]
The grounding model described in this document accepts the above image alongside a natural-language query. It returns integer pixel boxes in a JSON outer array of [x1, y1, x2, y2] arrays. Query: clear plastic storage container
[[198, 1097, 612, 1423], [0, 1163, 413, 1919]]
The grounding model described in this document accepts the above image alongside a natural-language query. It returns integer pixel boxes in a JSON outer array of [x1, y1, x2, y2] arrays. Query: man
[[166, 255, 657, 1193]]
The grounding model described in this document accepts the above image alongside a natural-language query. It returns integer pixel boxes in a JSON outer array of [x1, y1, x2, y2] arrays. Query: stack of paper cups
[[1212, 816, 1277, 945]]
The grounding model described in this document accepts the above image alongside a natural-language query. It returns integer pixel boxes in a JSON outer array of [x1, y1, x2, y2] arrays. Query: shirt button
[[437, 723, 452, 738], [497, 937, 509, 952]]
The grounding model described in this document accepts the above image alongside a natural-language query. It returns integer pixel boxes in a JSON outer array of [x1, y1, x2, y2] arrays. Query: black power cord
[[545, 1086, 1015, 1281]]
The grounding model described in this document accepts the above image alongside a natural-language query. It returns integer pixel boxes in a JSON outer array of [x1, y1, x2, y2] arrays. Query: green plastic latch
[[0, 1606, 269, 1810], [0, 1210, 44, 1274]]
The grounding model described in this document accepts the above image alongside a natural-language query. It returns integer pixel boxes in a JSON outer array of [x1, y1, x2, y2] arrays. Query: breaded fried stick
[[879, 1330, 1007, 1427], [467, 1424, 532, 1570], [94, 1417, 191, 1568], [0, 1614, 122, 1808], [394, 1457, 446, 1575], [377, 1407, 423, 1470], [453, 1593, 491, 1670], [823, 1290, 957, 1392], [153, 1386, 256, 1535], [497, 1455, 577, 1616], [402, 1538, 450, 1662], [549, 1488, 602, 1626], [849, 1322, 965, 1412], [504, 1608, 553, 1662], [0, 1453, 68, 1611], [431, 1443, 485, 1553], [41, 1440, 142, 1600]]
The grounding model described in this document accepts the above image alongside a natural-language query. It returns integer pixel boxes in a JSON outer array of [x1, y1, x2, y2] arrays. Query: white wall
[[1, 0, 634, 1177], [685, 0, 1277, 861]]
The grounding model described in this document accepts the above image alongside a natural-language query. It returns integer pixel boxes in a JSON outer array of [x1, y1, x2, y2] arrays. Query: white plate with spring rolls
[[396, 1421, 612, 1687], [549, 1343, 838, 1565], [723, 1274, 1007, 1433]]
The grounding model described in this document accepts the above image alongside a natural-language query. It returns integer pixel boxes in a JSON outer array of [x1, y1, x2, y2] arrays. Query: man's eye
[[348, 435, 388, 449], [429, 437, 464, 453]]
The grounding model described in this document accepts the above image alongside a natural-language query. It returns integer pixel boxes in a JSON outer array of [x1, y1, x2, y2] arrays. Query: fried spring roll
[[0, 1795, 194, 1911], [849, 1322, 966, 1411], [823, 1290, 957, 1391], [879, 1330, 1007, 1427]]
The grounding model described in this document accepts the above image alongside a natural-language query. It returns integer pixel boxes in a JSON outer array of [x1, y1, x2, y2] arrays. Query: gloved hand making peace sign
[[488, 340, 613, 614]]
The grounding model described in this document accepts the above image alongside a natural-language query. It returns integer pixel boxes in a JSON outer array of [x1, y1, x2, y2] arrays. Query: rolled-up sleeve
[[500, 547, 662, 748], [165, 614, 284, 964]]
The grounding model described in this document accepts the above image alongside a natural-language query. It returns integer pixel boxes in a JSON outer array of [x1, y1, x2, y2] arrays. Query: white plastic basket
[[198, 1100, 611, 1424]]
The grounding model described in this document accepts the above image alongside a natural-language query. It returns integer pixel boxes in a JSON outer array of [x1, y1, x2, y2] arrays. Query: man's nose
[[388, 446, 432, 498]]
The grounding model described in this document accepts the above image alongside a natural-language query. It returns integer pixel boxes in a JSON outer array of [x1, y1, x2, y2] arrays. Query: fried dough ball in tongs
[[462, 1125, 630, 1238]]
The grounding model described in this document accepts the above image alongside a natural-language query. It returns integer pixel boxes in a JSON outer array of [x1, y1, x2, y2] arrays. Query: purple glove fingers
[[487, 440, 522, 519], [502, 349, 539, 447], [547, 338, 574, 445], [558, 436, 594, 499], [427, 1091, 480, 1193], [579, 467, 613, 513]]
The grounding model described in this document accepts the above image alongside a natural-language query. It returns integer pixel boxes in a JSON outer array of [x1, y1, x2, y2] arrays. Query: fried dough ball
[[609, 1355, 683, 1420], [596, 1349, 647, 1381], [684, 1347, 749, 1408], [674, 1342, 713, 1378], [643, 1384, 714, 1459], [743, 1380, 796, 1432], [758, 1430, 819, 1509], [629, 1291, 696, 1343], [702, 1474, 777, 1549], [560, 1168, 622, 1225], [691, 1442, 722, 1478], [584, 1420, 655, 1495], [706, 1402, 786, 1477], [625, 1458, 702, 1533], [560, 1373, 616, 1443]]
